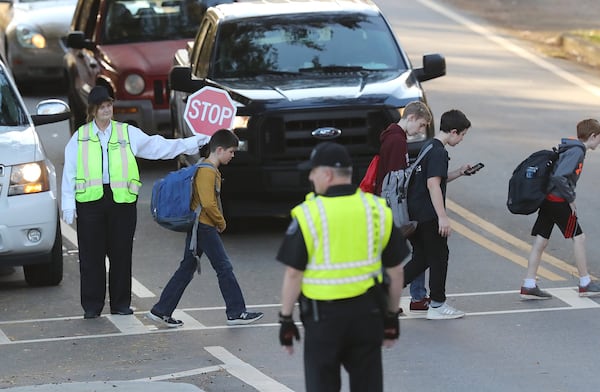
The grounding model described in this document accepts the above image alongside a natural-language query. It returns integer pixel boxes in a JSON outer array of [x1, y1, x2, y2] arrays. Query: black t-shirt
[[407, 139, 449, 223], [276, 184, 409, 271]]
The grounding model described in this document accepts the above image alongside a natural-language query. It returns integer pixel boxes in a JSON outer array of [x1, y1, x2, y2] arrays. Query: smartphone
[[464, 162, 484, 175]]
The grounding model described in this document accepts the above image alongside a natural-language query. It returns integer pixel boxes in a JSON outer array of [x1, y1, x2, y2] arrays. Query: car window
[[211, 13, 407, 78], [102, 0, 211, 44], [0, 73, 28, 127]]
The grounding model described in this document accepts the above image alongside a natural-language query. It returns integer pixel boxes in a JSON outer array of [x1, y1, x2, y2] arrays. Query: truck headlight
[[232, 115, 250, 130], [16, 25, 46, 49], [124, 74, 145, 95], [8, 161, 49, 196]]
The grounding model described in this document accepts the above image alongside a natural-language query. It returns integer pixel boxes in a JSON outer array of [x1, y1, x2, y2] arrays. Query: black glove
[[383, 310, 400, 340], [279, 312, 300, 346]]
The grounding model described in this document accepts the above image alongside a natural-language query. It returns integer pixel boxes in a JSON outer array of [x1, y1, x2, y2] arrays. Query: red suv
[[63, 0, 234, 135]]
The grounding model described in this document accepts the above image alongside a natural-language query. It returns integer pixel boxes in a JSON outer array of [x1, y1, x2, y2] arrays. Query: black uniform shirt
[[276, 184, 410, 270], [407, 139, 449, 223]]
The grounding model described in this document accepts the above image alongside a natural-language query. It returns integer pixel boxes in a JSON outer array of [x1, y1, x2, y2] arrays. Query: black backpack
[[507, 148, 559, 215]]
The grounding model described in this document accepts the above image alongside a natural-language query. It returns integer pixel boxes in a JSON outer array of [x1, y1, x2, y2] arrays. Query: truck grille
[[152, 79, 169, 106], [253, 108, 393, 162]]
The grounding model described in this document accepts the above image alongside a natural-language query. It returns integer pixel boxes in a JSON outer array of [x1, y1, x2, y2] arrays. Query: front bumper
[[0, 191, 58, 265]]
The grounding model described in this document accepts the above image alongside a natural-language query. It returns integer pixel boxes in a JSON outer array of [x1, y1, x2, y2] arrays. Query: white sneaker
[[426, 302, 465, 320]]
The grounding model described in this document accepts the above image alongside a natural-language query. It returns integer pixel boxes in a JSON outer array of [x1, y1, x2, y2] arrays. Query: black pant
[[403, 219, 449, 303], [302, 293, 384, 392], [76, 185, 137, 314]]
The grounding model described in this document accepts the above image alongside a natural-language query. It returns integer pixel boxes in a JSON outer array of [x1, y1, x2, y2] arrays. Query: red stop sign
[[183, 86, 237, 136]]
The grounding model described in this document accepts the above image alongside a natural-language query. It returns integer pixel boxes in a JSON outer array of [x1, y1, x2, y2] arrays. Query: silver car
[[0, 58, 70, 286], [0, 0, 76, 84]]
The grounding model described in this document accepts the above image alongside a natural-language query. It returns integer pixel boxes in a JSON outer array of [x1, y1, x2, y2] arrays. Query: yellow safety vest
[[292, 189, 393, 300], [75, 121, 141, 203]]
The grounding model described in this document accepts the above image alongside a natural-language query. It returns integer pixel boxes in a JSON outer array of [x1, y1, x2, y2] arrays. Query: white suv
[[0, 59, 70, 286]]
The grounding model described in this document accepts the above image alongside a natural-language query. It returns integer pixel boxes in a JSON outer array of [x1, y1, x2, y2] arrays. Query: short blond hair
[[401, 101, 432, 123]]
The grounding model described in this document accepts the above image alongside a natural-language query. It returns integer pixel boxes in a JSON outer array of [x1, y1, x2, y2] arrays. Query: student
[[402, 109, 475, 320], [277, 142, 408, 392], [521, 119, 600, 299], [62, 85, 209, 319], [375, 100, 432, 312], [148, 129, 263, 327]]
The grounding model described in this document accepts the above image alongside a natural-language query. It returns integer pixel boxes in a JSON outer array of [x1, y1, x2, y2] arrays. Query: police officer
[[62, 86, 209, 319], [276, 142, 408, 392]]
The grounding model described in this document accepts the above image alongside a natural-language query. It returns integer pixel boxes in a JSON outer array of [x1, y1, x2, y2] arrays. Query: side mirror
[[66, 31, 94, 50], [413, 54, 446, 83], [31, 99, 71, 126], [169, 66, 194, 92]]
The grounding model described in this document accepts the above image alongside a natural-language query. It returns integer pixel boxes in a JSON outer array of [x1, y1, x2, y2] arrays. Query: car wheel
[[23, 219, 63, 287]]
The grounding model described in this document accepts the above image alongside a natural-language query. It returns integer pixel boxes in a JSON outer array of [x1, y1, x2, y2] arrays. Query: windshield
[[0, 73, 28, 127], [102, 0, 225, 43], [211, 13, 406, 79]]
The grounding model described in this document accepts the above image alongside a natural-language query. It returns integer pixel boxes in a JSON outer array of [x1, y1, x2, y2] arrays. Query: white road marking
[[417, 0, 600, 98], [205, 346, 295, 392], [134, 346, 293, 391], [172, 310, 205, 329], [0, 291, 598, 345], [0, 328, 10, 344], [106, 314, 149, 334], [61, 219, 156, 298], [134, 365, 222, 381]]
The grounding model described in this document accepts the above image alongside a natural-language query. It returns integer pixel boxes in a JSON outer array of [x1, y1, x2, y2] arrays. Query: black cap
[[88, 86, 114, 105], [298, 142, 352, 170]]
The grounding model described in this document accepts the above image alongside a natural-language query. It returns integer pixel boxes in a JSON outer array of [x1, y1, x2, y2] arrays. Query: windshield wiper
[[298, 65, 369, 73]]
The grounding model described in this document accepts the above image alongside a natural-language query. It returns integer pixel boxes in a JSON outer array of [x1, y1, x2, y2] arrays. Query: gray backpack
[[380, 143, 433, 233]]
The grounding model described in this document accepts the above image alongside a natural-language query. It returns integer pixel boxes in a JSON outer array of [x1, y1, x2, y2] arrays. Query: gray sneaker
[[578, 281, 600, 297], [426, 302, 465, 320], [520, 285, 552, 300], [227, 311, 264, 325]]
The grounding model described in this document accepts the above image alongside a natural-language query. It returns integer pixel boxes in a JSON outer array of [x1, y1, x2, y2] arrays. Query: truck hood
[[213, 70, 420, 106], [0, 126, 44, 166], [98, 40, 189, 75]]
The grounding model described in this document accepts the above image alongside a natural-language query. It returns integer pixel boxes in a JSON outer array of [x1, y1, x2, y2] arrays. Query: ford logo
[[311, 127, 341, 140]]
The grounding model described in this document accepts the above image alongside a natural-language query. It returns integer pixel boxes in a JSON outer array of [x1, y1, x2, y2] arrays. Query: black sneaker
[[520, 285, 552, 300], [146, 310, 183, 328], [226, 311, 264, 325]]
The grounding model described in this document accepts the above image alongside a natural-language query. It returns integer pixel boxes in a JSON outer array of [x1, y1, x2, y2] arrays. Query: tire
[[24, 219, 63, 287]]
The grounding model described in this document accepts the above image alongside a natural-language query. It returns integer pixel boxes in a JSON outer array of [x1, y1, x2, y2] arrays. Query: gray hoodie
[[547, 138, 586, 203]]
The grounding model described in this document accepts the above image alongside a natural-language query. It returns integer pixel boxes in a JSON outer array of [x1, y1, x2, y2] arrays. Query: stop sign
[[183, 86, 237, 136]]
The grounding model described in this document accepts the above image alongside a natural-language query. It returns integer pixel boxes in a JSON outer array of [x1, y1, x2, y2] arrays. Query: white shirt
[[61, 121, 209, 211]]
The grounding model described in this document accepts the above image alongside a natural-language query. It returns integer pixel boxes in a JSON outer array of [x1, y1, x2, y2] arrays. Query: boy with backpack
[[148, 129, 263, 327], [402, 109, 474, 320], [521, 119, 600, 299], [376, 101, 433, 312]]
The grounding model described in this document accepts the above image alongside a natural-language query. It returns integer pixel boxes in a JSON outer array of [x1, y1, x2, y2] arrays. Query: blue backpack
[[150, 161, 214, 232]]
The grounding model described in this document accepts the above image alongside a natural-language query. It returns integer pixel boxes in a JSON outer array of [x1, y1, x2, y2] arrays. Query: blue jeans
[[410, 271, 427, 301], [152, 223, 246, 319]]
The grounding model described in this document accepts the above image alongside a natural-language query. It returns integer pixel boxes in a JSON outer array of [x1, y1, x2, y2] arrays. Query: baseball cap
[[88, 86, 114, 105], [298, 142, 352, 170]]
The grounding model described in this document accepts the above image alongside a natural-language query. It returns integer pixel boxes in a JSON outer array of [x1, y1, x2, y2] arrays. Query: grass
[[573, 30, 600, 44]]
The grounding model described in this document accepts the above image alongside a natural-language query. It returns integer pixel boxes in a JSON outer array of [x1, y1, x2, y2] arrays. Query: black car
[[170, 0, 445, 216]]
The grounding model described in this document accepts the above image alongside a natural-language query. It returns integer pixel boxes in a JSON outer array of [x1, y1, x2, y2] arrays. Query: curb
[[561, 33, 600, 68]]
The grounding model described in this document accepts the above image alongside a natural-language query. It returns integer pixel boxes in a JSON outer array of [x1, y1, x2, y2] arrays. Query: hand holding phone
[[464, 162, 484, 176]]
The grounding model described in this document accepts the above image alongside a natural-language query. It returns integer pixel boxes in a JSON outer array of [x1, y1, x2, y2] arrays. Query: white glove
[[196, 134, 210, 148], [62, 209, 76, 225]]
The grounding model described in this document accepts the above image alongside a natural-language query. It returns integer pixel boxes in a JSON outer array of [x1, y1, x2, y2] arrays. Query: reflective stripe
[[115, 123, 129, 183], [75, 178, 103, 191], [304, 272, 376, 285], [301, 191, 388, 288], [300, 203, 319, 265]]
